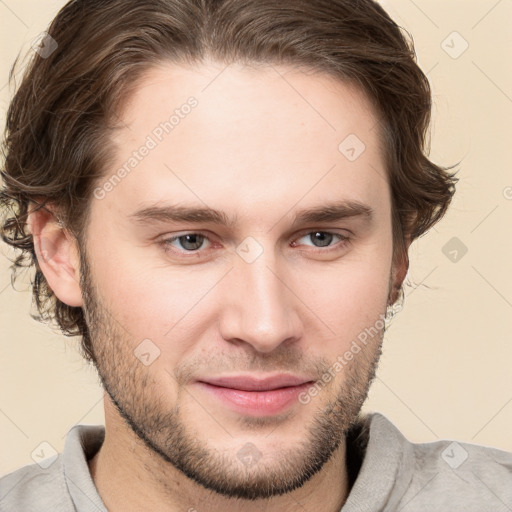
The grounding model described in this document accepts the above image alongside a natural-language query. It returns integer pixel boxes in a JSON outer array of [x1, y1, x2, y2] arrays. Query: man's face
[[80, 62, 398, 498]]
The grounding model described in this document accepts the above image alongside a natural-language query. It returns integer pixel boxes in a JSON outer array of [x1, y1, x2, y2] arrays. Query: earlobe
[[28, 204, 83, 307]]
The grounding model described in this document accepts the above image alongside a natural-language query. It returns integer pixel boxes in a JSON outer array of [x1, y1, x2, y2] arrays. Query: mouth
[[195, 374, 316, 416]]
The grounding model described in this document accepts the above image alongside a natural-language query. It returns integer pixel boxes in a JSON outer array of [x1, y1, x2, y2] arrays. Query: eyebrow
[[129, 200, 373, 229]]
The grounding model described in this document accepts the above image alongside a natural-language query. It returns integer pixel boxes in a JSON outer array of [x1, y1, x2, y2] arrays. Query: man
[[0, 0, 510, 510]]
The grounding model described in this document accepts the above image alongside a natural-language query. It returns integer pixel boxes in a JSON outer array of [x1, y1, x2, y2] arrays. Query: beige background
[[1, 0, 511, 476]]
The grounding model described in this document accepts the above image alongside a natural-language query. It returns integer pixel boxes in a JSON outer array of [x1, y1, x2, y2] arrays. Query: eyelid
[[293, 227, 352, 239], [291, 230, 351, 250], [159, 229, 351, 256], [159, 231, 213, 250]]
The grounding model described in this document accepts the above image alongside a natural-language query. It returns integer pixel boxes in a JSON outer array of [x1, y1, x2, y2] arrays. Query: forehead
[[98, 61, 388, 224]]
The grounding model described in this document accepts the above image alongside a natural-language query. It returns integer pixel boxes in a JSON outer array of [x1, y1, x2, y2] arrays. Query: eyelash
[[158, 230, 351, 257]]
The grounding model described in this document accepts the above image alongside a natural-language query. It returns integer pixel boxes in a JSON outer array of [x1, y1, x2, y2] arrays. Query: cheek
[[84, 234, 169, 335], [296, 239, 392, 355], [86, 239, 223, 364]]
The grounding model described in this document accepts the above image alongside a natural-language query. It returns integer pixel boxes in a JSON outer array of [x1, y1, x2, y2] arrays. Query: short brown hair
[[0, 0, 457, 363]]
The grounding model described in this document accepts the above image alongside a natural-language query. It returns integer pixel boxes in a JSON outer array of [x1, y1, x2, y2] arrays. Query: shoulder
[[0, 457, 73, 511], [0, 424, 105, 512], [369, 412, 512, 510], [406, 433, 512, 509]]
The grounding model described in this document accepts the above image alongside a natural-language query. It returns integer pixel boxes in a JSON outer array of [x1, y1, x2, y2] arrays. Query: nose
[[218, 245, 303, 353]]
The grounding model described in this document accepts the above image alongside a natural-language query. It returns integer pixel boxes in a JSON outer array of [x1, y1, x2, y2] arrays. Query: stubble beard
[[79, 250, 384, 500]]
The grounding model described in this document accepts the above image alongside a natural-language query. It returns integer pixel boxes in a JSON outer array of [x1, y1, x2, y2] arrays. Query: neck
[[88, 404, 350, 512]]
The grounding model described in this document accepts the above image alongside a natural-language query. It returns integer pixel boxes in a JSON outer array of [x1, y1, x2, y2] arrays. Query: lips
[[199, 374, 312, 391], [195, 374, 316, 416]]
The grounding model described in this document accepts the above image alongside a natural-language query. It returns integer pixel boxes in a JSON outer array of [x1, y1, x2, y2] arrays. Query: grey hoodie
[[1, 412, 511, 511]]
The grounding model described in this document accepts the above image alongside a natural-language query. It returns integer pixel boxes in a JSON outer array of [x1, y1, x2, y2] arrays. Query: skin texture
[[29, 61, 409, 512]]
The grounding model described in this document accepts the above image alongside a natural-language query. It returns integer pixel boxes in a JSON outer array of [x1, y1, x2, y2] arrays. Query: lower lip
[[196, 382, 313, 416]]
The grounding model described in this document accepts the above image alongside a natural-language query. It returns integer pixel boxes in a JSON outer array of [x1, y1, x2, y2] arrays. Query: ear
[[388, 236, 412, 305], [27, 203, 83, 307]]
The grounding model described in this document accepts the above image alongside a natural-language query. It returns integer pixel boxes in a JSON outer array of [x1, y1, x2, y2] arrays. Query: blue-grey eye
[[299, 231, 338, 248], [169, 233, 206, 251]]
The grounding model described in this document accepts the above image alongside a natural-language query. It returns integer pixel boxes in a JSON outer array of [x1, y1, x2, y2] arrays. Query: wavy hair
[[0, 0, 457, 363]]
